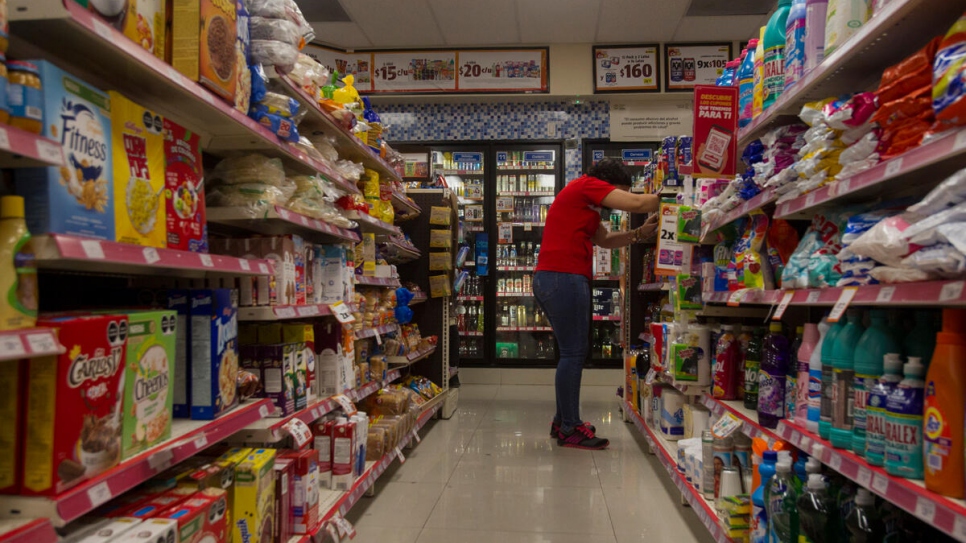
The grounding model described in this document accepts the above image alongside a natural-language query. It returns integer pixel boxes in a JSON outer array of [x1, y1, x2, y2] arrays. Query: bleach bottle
[[785, 326, 804, 423], [762, 0, 792, 110], [795, 323, 819, 426], [866, 354, 902, 467], [807, 318, 830, 434], [752, 26, 766, 119], [738, 38, 759, 127], [752, 450, 778, 543], [906, 310, 937, 366], [830, 309, 864, 450], [885, 357, 926, 479], [784, 0, 807, 90], [819, 318, 845, 439], [852, 310, 898, 457], [924, 309, 966, 498]]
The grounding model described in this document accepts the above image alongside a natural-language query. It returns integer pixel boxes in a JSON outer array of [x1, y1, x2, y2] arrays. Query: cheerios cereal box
[[190, 289, 239, 420], [109, 93, 166, 248], [15, 61, 114, 240], [120, 310, 176, 461]]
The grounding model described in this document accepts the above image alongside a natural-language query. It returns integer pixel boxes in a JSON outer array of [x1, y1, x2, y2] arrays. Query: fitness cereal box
[[190, 289, 239, 420], [163, 119, 208, 253], [23, 314, 128, 496], [109, 92, 166, 248], [15, 61, 114, 240], [120, 310, 176, 460]]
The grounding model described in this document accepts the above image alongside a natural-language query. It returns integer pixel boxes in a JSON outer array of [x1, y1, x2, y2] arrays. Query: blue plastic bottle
[[885, 357, 926, 479], [738, 38, 760, 127], [852, 310, 899, 457], [830, 309, 865, 450], [762, 0, 792, 110], [819, 318, 845, 439], [784, 0, 808, 90], [752, 450, 779, 543], [794, 453, 809, 485]]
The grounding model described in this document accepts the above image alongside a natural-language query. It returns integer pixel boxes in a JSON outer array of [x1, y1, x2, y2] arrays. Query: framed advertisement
[[457, 49, 548, 93], [664, 43, 733, 92], [371, 51, 458, 93], [592, 44, 661, 94]]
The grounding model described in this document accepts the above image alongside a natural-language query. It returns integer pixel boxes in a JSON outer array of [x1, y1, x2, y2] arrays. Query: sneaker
[[556, 425, 609, 450], [550, 420, 596, 437]]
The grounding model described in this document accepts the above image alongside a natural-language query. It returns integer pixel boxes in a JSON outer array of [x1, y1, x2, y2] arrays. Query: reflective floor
[[347, 384, 715, 543]]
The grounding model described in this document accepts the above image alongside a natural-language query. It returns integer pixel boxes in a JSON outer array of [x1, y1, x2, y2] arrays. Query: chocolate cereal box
[[121, 310, 176, 460], [23, 314, 128, 496], [232, 449, 276, 543], [190, 289, 239, 420]]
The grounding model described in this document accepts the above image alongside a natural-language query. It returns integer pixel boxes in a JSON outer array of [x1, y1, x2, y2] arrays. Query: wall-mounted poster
[[664, 43, 733, 92], [371, 51, 458, 93], [457, 49, 548, 92], [302, 45, 373, 91], [592, 45, 660, 93]]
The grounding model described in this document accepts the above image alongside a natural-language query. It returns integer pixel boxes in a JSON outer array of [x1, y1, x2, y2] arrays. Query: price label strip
[[773, 291, 795, 321], [329, 301, 356, 324], [36, 138, 63, 165], [282, 418, 314, 449], [334, 394, 358, 416], [828, 287, 858, 323], [1, 335, 26, 358], [712, 412, 742, 439]]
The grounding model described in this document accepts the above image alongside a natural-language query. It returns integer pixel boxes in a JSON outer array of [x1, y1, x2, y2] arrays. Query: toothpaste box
[[189, 289, 239, 420], [120, 310, 176, 460], [16, 60, 114, 240], [233, 449, 276, 543]]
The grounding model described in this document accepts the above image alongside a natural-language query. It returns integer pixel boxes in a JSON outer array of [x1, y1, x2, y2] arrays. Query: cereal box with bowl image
[[190, 289, 239, 420], [120, 310, 176, 461], [82, 0, 166, 59], [164, 119, 208, 253], [170, 0, 237, 103], [22, 314, 128, 496], [109, 92, 166, 248], [15, 60, 114, 240]]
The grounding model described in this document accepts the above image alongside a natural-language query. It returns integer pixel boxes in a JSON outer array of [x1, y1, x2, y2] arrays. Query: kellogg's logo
[[68, 346, 123, 388]]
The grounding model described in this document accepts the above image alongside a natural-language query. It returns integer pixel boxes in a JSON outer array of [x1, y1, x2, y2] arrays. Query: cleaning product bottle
[[798, 473, 837, 543], [804, 0, 829, 73], [762, 0, 792, 110], [752, 450, 778, 543], [768, 458, 800, 543], [852, 310, 899, 457], [796, 323, 820, 427], [845, 489, 885, 542], [808, 318, 831, 434], [793, 452, 808, 488], [759, 322, 790, 429], [744, 329, 763, 409], [906, 310, 938, 367], [738, 38, 760, 127], [786, 326, 804, 423], [784, 0, 807, 90], [737, 324, 754, 403], [752, 26, 767, 119], [924, 309, 966, 498], [867, 354, 902, 467], [885, 357, 926, 479], [832, 476, 856, 535], [0, 195, 37, 331], [824, 0, 870, 58], [714, 324, 741, 400], [820, 318, 845, 439], [830, 309, 865, 449]]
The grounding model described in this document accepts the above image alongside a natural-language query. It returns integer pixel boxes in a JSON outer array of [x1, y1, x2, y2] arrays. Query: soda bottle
[[758, 322, 790, 429], [798, 473, 837, 543], [845, 489, 884, 542]]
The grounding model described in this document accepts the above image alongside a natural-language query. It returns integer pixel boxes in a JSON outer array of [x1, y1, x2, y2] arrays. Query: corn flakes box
[[163, 119, 207, 253], [121, 310, 176, 460], [170, 0, 237, 103], [190, 289, 239, 420], [109, 93, 166, 248], [15, 61, 113, 240], [23, 314, 128, 496]]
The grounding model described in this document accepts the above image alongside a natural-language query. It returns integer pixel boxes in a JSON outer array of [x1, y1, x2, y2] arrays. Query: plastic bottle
[[758, 322, 790, 429], [767, 458, 800, 543], [786, 326, 804, 423], [824, 0, 870, 58], [0, 196, 37, 331], [738, 38, 759, 127], [793, 453, 808, 486], [737, 324, 754, 403], [752, 26, 766, 119], [744, 329, 763, 409], [832, 476, 856, 535], [798, 473, 837, 543], [784, 0, 807, 90], [714, 324, 742, 400], [819, 318, 845, 439], [924, 309, 966, 498], [885, 357, 926, 479], [905, 310, 938, 367], [762, 0, 792, 110], [796, 323, 820, 427], [852, 310, 899, 457], [804, 0, 828, 73], [830, 309, 865, 449], [751, 450, 778, 543], [807, 318, 830, 434], [845, 489, 884, 542], [866, 354, 902, 467]]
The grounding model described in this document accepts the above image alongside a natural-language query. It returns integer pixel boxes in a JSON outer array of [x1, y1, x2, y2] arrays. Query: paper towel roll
[[661, 388, 687, 441], [692, 324, 712, 386], [684, 403, 712, 439]]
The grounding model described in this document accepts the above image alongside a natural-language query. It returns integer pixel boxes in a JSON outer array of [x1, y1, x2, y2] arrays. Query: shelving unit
[[703, 281, 966, 307], [0, 328, 64, 362], [207, 206, 360, 244], [0, 127, 64, 169], [0, 518, 58, 543]]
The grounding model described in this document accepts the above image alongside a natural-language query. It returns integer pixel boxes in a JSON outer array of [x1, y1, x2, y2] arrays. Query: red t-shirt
[[535, 175, 616, 279]]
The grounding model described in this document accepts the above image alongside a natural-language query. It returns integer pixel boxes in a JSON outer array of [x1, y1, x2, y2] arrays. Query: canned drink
[[497, 279, 506, 293], [670, 58, 684, 82], [683, 58, 696, 81]]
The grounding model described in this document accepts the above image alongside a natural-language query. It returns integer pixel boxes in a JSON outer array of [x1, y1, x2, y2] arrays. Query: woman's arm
[[599, 190, 660, 214], [592, 214, 659, 249]]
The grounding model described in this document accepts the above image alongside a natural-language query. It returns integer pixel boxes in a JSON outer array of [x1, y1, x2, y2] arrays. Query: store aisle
[[347, 384, 716, 543]]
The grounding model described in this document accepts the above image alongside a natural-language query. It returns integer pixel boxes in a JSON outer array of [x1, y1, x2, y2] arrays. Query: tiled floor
[[347, 384, 715, 543]]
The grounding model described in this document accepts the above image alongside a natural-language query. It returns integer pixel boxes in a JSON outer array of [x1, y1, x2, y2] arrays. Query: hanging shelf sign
[[592, 44, 661, 93]]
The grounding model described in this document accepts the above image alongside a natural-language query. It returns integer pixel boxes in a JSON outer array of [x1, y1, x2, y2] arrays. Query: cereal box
[[233, 449, 276, 543], [170, 0, 237, 103], [121, 310, 176, 460], [23, 314, 128, 496], [109, 93, 166, 248], [162, 488, 229, 543], [190, 289, 239, 420], [278, 450, 319, 534], [273, 457, 294, 543], [259, 344, 295, 417], [283, 324, 316, 404], [112, 518, 177, 543], [64, 518, 142, 543], [84, 0, 165, 58], [163, 119, 207, 253], [167, 290, 191, 418], [15, 61, 114, 240], [0, 360, 23, 494]]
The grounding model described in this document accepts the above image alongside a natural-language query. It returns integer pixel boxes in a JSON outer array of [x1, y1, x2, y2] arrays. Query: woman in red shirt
[[535, 158, 659, 450]]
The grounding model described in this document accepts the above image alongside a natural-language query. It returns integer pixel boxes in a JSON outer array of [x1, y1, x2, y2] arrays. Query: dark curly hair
[[586, 157, 632, 187]]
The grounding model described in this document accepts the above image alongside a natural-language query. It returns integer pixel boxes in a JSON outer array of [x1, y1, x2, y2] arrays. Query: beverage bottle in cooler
[[518, 305, 527, 328], [456, 301, 466, 331], [611, 290, 621, 319], [798, 473, 837, 543], [852, 310, 898, 457], [796, 323, 820, 427], [509, 305, 518, 327], [867, 353, 902, 466], [744, 330, 763, 409], [514, 276, 523, 293], [738, 38, 759, 127], [762, 0, 792, 109], [885, 357, 926, 479], [751, 450, 778, 543], [786, 326, 804, 423], [906, 309, 937, 366], [784, 0, 807, 90], [500, 303, 509, 327], [714, 325, 742, 400], [477, 305, 484, 333], [845, 489, 884, 542], [923, 309, 966, 497], [830, 309, 864, 450], [758, 322, 790, 429], [767, 458, 799, 543], [820, 318, 845, 439], [509, 244, 517, 266]]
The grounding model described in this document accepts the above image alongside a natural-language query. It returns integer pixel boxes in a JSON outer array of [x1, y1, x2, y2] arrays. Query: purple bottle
[[757, 322, 791, 429]]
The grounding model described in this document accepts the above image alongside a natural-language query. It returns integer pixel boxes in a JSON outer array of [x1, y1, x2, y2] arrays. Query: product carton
[[162, 488, 229, 543], [274, 457, 295, 542], [109, 92, 166, 247], [213, 238, 296, 306], [312, 418, 334, 490], [121, 310, 176, 460], [167, 290, 192, 418], [64, 518, 141, 543], [111, 518, 178, 543], [23, 314, 128, 496], [126, 487, 196, 518], [332, 421, 353, 491], [0, 360, 24, 493], [232, 449, 276, 543], [283, 324, 317, 404], [317, 245, 351, 304], [84, 0, 165, 58], [170, 0, 237, 103], [259, 344, 295, 417], [15, 61, 114, 240], [163, 119, 207, 253], [190, 289, 239, 420], [279, 449, 319, 534]]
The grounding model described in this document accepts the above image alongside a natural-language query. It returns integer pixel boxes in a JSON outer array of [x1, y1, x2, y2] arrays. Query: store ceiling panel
[[672, 15, 768, 41], [516, 0, 601, 44], [595, 0, 690, 43], [428, 0, 521, 45], [311, 21, 374, 49], [332, 0, 446, 47]]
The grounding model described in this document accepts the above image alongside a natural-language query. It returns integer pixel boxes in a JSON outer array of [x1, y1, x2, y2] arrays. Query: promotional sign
[[593, 45, 660, 93], [664, 43, 732, 91], [609, 101, 693, 141], [453, 152, 483, 164], [621, 149, 652, 165], [303, 45, 373, 91], [372, 51, 458, 93], [457, 49, 548, 92], [692, 85, 739, 178], [655, 203, 693, 277]]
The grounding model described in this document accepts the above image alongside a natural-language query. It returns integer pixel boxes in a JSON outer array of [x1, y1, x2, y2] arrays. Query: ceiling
[[303, 0, 773, 50]]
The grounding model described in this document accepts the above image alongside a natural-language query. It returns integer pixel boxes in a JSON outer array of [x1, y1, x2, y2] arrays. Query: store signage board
[[692, 85, 739, 178], [592, 45, 661, 93], [372, 51, 458, 93], [610, 101, 693, 141], [665, 43, 733, 92], [303, 45, 374, 92], [457, 49, 548, 92], [524, 151, 554, 162], [622, 149, 652, 162], [454, 152, 482, 163]]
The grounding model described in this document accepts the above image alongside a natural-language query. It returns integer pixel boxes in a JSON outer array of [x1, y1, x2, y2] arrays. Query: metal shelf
[[355, 276, 402, 288], [0, 328, 64, 362], [703, 281, 966, 307], [206, 205, 361, 244]]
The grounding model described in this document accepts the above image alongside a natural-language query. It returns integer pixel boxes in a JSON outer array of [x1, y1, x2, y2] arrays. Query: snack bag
[[933, 13, 966, 126], [333, 74, 361, 105], [738, 210, 769, 289], [806, 210, 851, 287]]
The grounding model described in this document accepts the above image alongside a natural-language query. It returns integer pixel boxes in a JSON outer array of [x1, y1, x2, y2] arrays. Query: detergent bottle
[[807, 318, 830, 434], [796, 323, 819, 427], [924, 309, 966, 497], [758, 322, 790, 429], [819, 318, 845, 439], [0, 196, 37, 331], [752, 26, 766, 119], [784, 0, 808, 90], [786, 326, 804, 423], [885, 357, 926, 479], [906, 310, 938, 366], [852, 310, 899, 457], [830, 309, 864, 450], [752, 450, 778, 543], [738, 38, 759, 127], [762, 0, 792, 110], [866, 354, 902, 467], [798, 473, 837, 543]]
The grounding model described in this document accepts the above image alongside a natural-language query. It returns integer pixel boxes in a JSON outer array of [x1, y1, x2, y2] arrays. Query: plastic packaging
[[206, 181, 296, 213], [824, 0, 869, 58], [807, 318, 830, 434], [753, 26, 767, 119], [905, 310, 937, 366], [867, 354, 903, 466], [804, 0, 828, 73], [0, 196, 37, 330], [923, 309, 966, 498], [906, 169, 966, 220], [758, 322, 790, 429], [820, 319, 846, 439], [251, 40, 300, 72], [799, 473, 837, 543], [885, 357, 926, 479], [852, 310, 899, 457], [210, 154, 287, 186], [933, 14, 966, 127], [250, 16, 301, 46], [714, 325, 742, 400], [745, 330, 764, 410], [767, 459, 800, 542], [795, 324, 820, 427], [751, 450, 778, 543]]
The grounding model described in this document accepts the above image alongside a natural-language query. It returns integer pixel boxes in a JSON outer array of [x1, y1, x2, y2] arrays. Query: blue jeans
[[533, 271, 590, 433]]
